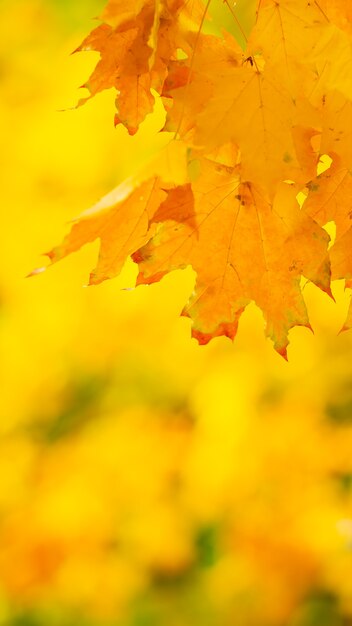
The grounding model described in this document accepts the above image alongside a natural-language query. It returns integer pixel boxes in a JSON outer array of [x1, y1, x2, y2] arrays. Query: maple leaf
[[76, 0, 206, 133], [134, 158, 331, 357], [39, 0, 352, 355], [304, 157, 352, 331], [249, 0, 328, 96], [45, 141, 189, 285]]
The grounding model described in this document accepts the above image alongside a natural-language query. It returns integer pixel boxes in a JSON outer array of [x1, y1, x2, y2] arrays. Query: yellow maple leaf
[[45, 141, 189, 285]]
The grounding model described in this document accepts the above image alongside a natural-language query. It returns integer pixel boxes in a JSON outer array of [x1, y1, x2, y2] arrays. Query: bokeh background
[[1, 1, 352, 624]]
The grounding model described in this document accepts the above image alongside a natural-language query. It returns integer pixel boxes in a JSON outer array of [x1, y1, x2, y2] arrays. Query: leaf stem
[[174, 0, 212, 139], [223, 0, 248, 43]]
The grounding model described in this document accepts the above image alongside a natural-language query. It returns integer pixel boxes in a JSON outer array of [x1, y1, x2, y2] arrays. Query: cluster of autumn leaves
[[46, 0, 352, 356], [3, 2, 352, 623]]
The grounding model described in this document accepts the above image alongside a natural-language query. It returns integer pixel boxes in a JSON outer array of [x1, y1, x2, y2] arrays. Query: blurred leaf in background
[[1, 1, 352, 625]]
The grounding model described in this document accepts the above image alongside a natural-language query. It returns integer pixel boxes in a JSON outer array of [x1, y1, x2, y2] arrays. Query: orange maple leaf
[[134, 158, 331, 357], [76, 0, 205, 133]]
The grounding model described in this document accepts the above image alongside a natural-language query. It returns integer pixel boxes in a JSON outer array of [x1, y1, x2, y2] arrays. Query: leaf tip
[[187, 319, 240, 345], [26, 266, 47, 278], [305, 321, 314, 335], [275, 344, 288, 361], [88, 270, 104, 286], [338, 322, 352, 336]]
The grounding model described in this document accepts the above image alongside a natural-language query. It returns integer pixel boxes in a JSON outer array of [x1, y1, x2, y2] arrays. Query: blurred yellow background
[[1, 1, 352, 624]]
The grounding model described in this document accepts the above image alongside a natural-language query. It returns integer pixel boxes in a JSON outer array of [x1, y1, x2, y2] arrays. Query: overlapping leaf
[[76, 0, 205, 133], [46, 141, 189, 284], [135, 157, 331, 357]]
